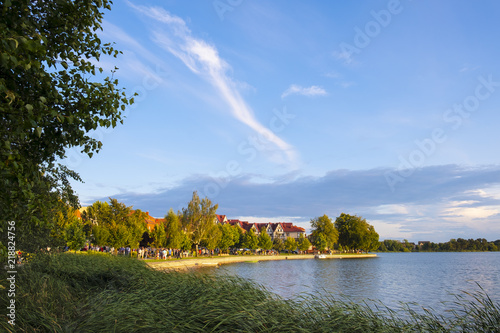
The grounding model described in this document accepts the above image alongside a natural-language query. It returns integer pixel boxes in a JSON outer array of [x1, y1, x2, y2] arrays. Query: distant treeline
[[378, 238, 500, 252]]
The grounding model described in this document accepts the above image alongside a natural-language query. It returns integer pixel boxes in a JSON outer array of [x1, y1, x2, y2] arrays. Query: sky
[[65, 0, 500, 243]]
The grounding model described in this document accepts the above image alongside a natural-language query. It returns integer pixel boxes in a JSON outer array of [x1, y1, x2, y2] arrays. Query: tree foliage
[[218, 223, 239, 253], [164, 209, 183, 249], [202, 224, 221, 252], [284, 237, 297, 253], [298, 233, 311, 253], [63, 218, 86, 252], [181, 191, 218, 253], [258, 227, 273, 251], [82, 199, 146, 249], [0, 0, 133, 256], [378, 238, 500, 252], [335, 213, 379, 252], [150, 222, 167, 248], [272, 238, 284, 252], [310, 215, 338, 251], [242, 229, 259, 250]]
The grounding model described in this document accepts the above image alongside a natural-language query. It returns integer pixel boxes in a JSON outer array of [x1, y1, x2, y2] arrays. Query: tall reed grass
[[1, 253, 498, 332]]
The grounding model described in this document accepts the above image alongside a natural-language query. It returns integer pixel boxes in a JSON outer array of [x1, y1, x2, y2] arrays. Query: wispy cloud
[[128, 3, 297, 164], [281, 84, 327, 99], [99, 21, 168, 81]]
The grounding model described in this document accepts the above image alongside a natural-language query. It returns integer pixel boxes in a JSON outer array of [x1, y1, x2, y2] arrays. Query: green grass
[[1, 253, 499, 332]]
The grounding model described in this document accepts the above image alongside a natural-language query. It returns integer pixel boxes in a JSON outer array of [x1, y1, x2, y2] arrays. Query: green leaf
[[25, 104, 33, 112], [35, 127, 42, 137]]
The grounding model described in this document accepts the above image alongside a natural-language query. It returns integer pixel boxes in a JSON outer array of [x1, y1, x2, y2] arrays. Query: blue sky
[[66, 0, 500, 242]]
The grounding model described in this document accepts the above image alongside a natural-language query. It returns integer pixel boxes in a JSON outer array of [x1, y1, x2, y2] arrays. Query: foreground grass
[[1, 253, 499, 332]]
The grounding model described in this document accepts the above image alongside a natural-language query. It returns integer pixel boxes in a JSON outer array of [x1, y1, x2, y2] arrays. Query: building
[[220, 218, 305, 241], [140, 212, 306, 240]]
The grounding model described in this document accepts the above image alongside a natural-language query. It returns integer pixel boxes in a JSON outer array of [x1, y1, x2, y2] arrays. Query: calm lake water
[[199, 252, 500, 314]]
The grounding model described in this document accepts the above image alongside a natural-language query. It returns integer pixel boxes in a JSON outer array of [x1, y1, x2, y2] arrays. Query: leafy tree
[[218, 223, 239, 253], [363, 225, 380, 253], [315, 233, 328, 252], [297, 233, 311, 253], [50, 204, 81, 248], [63, 218, 86, 253], [202, 224, 221, 253], [335, 213, 379, 252], [83, 199, 146, 250], [258, 227, 273, 252], [164, 209, 183, 249], [284, 237, 297, 253], [310, 215, 338, 251], [0, 0, 134, 257], [242, 229, 259, 251], [380, 239, 403, 252], [234, 226, 245, 249], [273, 238, 284, 252], [180, 233, 192, 252], [181, 191, 218, 255], [150, 222, 167, 248]]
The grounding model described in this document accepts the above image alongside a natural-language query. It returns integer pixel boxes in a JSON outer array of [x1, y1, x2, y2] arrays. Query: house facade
[[139, 212, 306, 240], [220, 218, 305, 241]]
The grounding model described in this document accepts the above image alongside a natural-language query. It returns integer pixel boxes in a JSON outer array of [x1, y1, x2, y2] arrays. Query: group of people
[[136, 247, 189, 259]]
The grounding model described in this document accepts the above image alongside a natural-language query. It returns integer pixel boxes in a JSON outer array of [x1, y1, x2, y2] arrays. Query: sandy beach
[[146, 253, 377, 270]]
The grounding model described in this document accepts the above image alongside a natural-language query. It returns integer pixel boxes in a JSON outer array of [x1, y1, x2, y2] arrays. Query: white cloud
[[443, 206, 499, 220], [128, 3, 297, 165], [375, 204, 409, 215], [370, 220, 414, 240], [281, 84, 327, 99]]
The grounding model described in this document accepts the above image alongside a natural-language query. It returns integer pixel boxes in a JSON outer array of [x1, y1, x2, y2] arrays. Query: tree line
[[54, 192, 382, 255], [309, 213, 380, 253], [378, 238, 500, 252], [54, 197, 500, 256], [57, 192, 312, 255]]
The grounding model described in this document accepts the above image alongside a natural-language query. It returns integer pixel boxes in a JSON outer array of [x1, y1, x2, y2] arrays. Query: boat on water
[[314, 254, 326, 259]]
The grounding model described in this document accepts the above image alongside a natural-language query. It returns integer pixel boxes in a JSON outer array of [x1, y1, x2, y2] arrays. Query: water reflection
[[199, 253, 500, 314]]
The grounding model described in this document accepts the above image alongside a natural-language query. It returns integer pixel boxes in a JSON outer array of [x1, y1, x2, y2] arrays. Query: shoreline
[[146, 253, 377, 270]]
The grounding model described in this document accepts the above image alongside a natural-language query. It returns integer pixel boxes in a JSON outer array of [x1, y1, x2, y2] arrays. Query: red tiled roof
[[271, 223, 283, 232], [240, 221, 253, 232], [281, 223, 305, 232], [216, 214, 227, 223], [254, 223, 269, 232], [227, 219, 244, 229]]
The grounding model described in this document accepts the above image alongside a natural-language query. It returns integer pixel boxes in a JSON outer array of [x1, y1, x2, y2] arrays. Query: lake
[[198, 252, 500, 314]]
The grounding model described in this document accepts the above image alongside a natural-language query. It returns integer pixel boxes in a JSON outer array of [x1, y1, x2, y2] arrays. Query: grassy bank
[[1, 253, 499, 332]]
